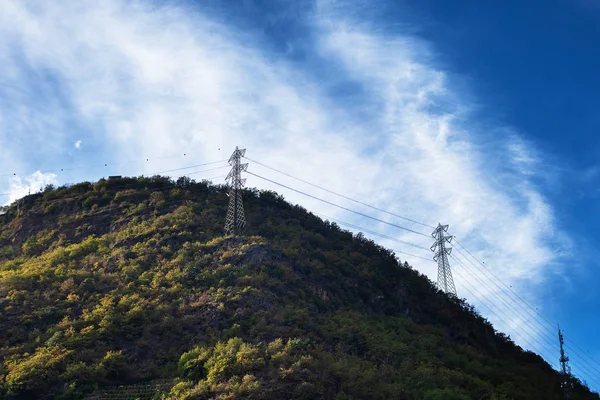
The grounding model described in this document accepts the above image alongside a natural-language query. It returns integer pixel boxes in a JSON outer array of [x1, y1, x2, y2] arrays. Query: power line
[[139, 161, 228, 176], [4, 151, 599, 391], [245, 156, 600, 381], [308, 211, 561, 354], [451, 251, 557, 352], [312, 204, 599, 380], [452, 238, 600, 379], [312, 206, 597, 380], [0, 160, 229, 198], [245, 155, 600, 388], [245, 156, 435, 229], [191, 174, 227, 181], [256, 164, 597, 384], [449, 253, 562, 361], [312, 212, 430, 252], [0, 152, 222, 178], [451, 251, 558, 351], [450, 250, 600, 390], [451, 252, 600, 392], [448, 263, 577, 382], [311, 212, 432, 261], [311, 208, 596, 387], [455, 240, 600, 374], [4, 172, 228, 226], [452, 245, 561, 346], [246, 170, 430, 238], [1, 172, 227, 216]]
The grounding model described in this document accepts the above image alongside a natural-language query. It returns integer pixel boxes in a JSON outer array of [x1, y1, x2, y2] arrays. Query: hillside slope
[[0, 176, 597, 400]]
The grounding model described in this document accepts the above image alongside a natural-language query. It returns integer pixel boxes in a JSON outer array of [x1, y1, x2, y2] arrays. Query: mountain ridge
[[0, 176, 596, 399]]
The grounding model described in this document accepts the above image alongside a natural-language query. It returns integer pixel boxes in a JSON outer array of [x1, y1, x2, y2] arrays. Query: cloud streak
[[5, 171, 58, 204], [0, 0, 575, 369]]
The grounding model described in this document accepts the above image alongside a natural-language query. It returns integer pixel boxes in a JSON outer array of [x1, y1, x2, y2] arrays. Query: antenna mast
[[224, 147, 248, 236], [431, 223, 457, 296], [558, 325, 573, 400]]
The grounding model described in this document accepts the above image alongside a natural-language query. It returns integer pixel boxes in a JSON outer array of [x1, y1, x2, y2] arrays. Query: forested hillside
[[0, 176, 597, 400]]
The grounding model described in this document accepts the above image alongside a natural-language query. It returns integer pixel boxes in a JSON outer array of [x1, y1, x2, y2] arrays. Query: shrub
[[4, 346, 71, 396]]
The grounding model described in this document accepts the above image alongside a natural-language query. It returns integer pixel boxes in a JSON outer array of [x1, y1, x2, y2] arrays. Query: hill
[[0, 176, 597, 400]]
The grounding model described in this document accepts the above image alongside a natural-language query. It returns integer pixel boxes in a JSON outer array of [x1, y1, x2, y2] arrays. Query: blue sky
[[1, 0, 599, 390]]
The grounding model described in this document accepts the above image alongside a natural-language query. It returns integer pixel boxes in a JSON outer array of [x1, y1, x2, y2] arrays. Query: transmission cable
[[4, 174, 226, 228], [452, 245, 572, 353], [302, 185, 596, 388], [305, 190, 564, 360], [0, 153, 225, 177], [0, 160, 229, 199], [452, 238, 600, 379], [450, 264, 600, 393], [245, 156, 435, 229], [314, 213, 592, 382], [144, 161, 229, 176], [311, 212, 432, 261], [312, 211, 431, 253], [451, 251, 559, 352], [310, 209, 563, 353], [247, 154, 600, 382], [450, 266, 547, 356], [137, 162, 229, 176], [1, 168, 227, 212], [450, 251, 600, 389], [450, 251, 600, 390], [246, 171, 430, 238], [314, 209, 596, 382], [447, 262, 567, 374], [452, 238, 600, 377], [449, 253, 564, 366]]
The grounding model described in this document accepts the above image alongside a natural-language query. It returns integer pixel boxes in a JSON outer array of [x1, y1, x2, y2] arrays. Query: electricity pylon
[[431, 223, 457, 296], [558, 325, 573, 400], [224, 147, 248, 236]]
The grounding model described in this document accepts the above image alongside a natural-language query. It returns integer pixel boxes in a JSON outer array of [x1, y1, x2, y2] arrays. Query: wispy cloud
[[0, 0, 573, 364], [312, 9, 575, 356], [75, 140, 82, 150], [6, 171, 58, 204]]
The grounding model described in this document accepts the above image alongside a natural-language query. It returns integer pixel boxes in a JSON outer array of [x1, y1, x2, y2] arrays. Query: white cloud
[[507, 135, 538, 175], [0, 0, 574, 366], [75, 140, 82, 150], [5, 171, 58, 205]]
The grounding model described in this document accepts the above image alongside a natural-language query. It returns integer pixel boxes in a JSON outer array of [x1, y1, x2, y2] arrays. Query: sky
[[1, 0, 599, 390]]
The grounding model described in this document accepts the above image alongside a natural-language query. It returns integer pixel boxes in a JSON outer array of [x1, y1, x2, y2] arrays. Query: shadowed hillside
[[0, 176, 597, 400]]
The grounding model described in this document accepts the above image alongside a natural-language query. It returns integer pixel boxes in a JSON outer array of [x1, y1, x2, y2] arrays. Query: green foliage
[[172, 337, 311, 399], [178, 338, 264, 385], [98, 350, 128, 380], [178, 347, 212, 381], [0, 177, 597, 400], [4, 346, 72, 397], [424, 387, 471, 400]]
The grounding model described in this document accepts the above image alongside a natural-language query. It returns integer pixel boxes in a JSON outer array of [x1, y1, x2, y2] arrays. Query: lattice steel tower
[[558, 325, 573, 400], [224, 147, 248, 236], [431, 223, 457, 296]]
